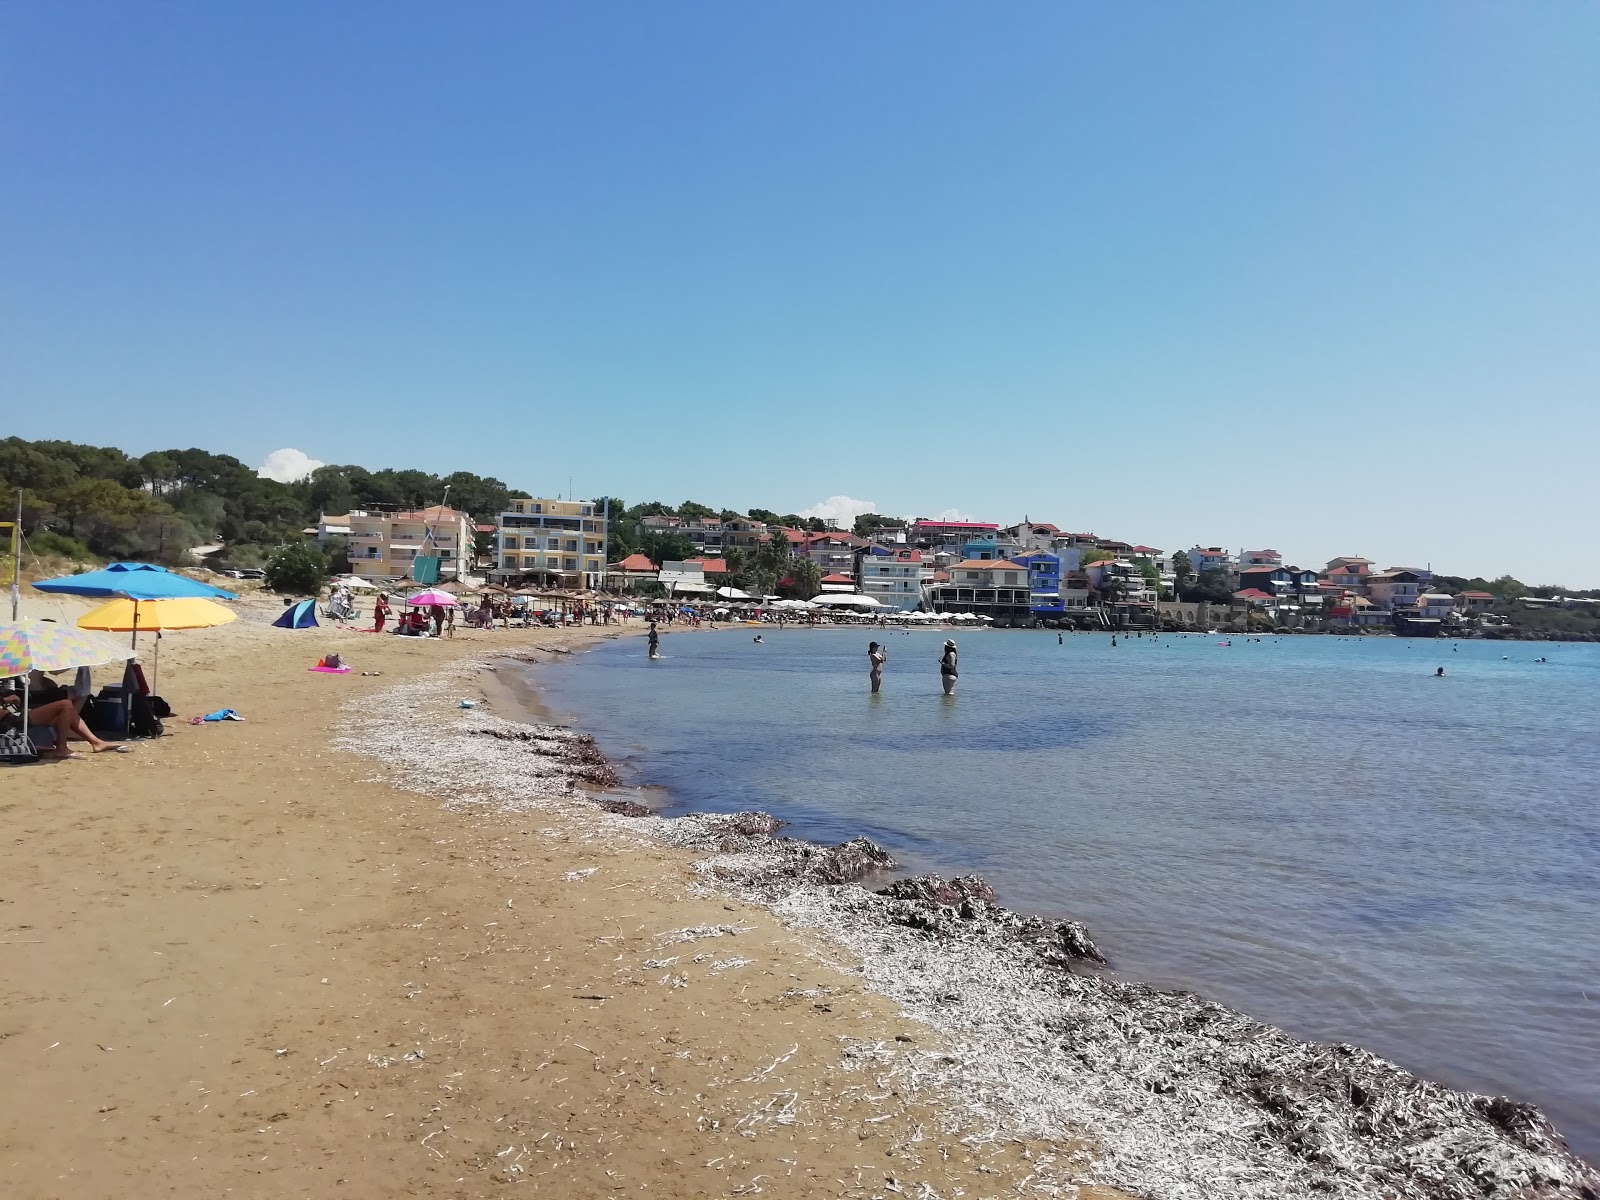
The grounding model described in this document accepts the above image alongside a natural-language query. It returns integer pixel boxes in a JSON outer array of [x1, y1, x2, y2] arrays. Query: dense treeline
[[0, 437, 522, 567]]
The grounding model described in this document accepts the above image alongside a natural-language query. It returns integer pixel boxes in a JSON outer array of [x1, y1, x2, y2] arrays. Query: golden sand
[[1, 591, 1127, 1199]]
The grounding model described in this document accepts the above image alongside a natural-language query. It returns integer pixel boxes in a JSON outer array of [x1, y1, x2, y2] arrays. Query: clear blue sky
[[4, 3, 1597, 583]]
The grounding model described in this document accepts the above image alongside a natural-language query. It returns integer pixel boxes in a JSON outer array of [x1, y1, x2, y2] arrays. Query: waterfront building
[[818, 572, 858, 593], [960, 534, 1001, 561], [1416, 592, 1457, 619], [1188, 546, 1235, 579], [1457, 590, 1497, 611], [1323, 557, 1373, 591], [800, 532, 867, 577], [1238, 549, 1284, 568], [347, 505, 474, 584], [856, 548, 931, 611], [494, 498, 608, 589], [656, 560, 716, 596], [910, 518, 999, 549], [607, 553, 659, 591], [924, 558, 1033, 623], [1366, 569, 1425, 611]]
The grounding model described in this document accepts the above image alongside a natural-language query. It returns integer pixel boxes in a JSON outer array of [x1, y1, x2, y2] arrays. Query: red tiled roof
[[475, 523, 497, 533], [950, 559, 1027, 571], [820, 572, 855, 583], [685, 558, 728, 574], [616, 553, 657, 571], [1460, 590, 1496, 599], [1233, 588, 1273, 600]]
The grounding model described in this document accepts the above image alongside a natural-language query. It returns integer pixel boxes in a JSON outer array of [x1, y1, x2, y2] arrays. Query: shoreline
[[445, 629, 1600, 1199]]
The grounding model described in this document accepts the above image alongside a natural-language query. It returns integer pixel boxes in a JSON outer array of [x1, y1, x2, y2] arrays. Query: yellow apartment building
[[493, 498, 608, 589]]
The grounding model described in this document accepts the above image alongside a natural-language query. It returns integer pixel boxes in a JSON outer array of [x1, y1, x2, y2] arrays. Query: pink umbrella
[[405, 589, 461, 607]]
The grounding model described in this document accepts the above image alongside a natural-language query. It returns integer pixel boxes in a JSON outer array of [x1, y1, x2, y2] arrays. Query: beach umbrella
[[1, 619, 135, 678], [76, 597, 237, 690], [1, 619, 136, 759], [33, 562, 239, 658], [406, 589, 461, 607], [33, 562, 237, 602]]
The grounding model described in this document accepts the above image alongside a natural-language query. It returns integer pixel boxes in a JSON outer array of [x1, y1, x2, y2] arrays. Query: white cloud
[[926, 507, 976, 523], [799, 495, 878, 527], [257, 448, 326, 483]]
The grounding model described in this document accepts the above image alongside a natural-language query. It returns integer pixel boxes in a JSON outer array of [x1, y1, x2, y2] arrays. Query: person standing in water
[[867, 641, 886, 693], [939, 639, 959, 695], [647, 620, 661, 659]]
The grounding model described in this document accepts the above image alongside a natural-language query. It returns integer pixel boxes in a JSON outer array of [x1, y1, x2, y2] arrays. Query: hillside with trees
[[0, 436, 521, 568]]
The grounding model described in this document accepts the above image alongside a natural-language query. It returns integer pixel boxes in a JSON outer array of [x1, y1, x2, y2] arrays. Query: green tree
[[1183, 569, 1235, 604], [264, 540, 328, 594], [1170, 550, 1193, 586], [746, 508, 781, 524], [785, 557, 822, 600], [677, 500, 716, 522]]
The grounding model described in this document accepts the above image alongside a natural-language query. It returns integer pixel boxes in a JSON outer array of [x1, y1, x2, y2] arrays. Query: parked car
[[235, 568, 265, 579]]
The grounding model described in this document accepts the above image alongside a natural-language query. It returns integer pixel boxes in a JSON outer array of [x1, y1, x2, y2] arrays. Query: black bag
[[150, 695, 172, 719], [129, 693, 164, 739]]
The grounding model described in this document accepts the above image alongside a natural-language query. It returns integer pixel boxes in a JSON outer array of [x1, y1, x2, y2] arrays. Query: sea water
[[534, 628, 1600, 1158]]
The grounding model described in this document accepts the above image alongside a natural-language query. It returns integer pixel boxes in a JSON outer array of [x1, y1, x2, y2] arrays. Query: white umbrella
[[334, 577, 378, 590], [809, 593, 883, 608]]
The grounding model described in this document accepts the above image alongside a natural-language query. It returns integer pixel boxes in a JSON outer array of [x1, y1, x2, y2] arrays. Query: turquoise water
[[535, 628, 1600, 1159]]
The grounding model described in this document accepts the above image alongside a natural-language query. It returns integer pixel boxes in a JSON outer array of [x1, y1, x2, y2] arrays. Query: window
[[565, 540, 578, 553], [502, 557, 515, 568], [503, 537, 518, 549], [548, 538, 560, 550], [564, 558, 577, 570]]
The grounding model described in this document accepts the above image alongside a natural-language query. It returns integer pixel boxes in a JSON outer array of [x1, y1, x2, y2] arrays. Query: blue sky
[[4, 3, 1597, 583]]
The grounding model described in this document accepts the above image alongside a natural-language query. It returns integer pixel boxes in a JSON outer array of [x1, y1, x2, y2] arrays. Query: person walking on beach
[[867, 641, 886, 693], [939, 639, 959, 695], [372, 592, 391, 633]]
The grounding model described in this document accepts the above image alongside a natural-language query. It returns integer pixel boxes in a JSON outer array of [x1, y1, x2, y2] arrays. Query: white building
[[858, 549, 933, 611]]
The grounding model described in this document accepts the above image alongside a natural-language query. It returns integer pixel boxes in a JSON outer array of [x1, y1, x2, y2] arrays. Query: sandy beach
[[1, 592, 1130, 1200]]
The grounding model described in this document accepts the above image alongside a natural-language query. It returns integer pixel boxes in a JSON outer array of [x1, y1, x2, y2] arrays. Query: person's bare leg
[[67, 715, 116, 752], [28, 699, 77, 756]]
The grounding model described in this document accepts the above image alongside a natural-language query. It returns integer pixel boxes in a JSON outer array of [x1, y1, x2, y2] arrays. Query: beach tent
[[272, 599, 319, 629]]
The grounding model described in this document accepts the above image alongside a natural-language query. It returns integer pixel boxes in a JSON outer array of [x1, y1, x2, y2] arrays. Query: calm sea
[[532, 627, 1600, 1159]]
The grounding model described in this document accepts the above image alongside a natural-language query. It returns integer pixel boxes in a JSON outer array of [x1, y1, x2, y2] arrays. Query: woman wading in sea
[[939, 639, 959, 695], [867, 641, 886, 693]]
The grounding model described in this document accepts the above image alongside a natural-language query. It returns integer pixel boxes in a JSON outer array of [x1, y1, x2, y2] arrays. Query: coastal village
[[318, 496, 1590, 637]]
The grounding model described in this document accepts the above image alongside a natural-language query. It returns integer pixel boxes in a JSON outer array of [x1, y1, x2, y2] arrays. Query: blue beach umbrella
[[32, 562, 238, 602], [33, 562, 238, 654]]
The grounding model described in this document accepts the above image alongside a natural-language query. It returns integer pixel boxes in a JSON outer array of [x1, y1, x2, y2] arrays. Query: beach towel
[[308, 665, 351, 674], [202, 708, 244, 722]]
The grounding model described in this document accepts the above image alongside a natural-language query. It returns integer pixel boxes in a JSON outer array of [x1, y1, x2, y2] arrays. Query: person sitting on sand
[[24, 670, 126, 756], [939, 640, 959, 695], [867, 641, 886, 693]]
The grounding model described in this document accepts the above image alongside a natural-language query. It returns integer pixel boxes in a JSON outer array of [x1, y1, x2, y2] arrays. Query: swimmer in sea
[[753, 635, 764, 644], [1436, 667, 1445, 677], [867, 641, 886, 693]]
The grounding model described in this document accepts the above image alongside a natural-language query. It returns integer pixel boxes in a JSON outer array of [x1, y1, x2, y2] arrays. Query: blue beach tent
[[33, 562, 238, 602], [272, 600, 319, 629]]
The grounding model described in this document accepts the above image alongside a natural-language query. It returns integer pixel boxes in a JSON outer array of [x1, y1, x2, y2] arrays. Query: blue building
[[960, 535, 1000, 561], [1017, 552, 1064, 615]]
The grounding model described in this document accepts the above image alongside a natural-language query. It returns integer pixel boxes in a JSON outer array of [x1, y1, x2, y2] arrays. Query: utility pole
[[9, 489, 20, 620]]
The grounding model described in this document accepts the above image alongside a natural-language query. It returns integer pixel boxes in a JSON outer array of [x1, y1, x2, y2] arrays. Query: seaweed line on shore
[[334, 653, 1600, 1200]]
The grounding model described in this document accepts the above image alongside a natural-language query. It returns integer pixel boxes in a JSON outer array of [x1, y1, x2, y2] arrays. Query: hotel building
[[494, 498, 609, 589]]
